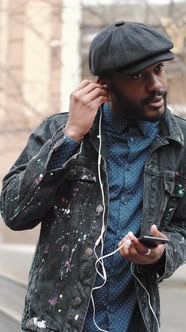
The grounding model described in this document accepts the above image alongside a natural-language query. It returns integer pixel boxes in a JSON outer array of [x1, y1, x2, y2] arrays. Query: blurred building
[[0, 0, 82, 243], [0, 0, 62, 179], [0, 0, 186, 244]]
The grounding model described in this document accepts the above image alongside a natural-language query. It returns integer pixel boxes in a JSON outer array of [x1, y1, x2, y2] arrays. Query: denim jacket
[[1, 108, 186, 332]]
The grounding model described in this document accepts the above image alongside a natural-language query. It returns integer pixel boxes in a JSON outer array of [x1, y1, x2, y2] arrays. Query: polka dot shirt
[[46, 106, 160, 332], [83, 103, 160, 332]]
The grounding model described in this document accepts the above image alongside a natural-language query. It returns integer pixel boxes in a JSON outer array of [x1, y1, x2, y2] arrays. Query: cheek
[[122, 87, 144, 104], [164, 79, 168, 91], [110, 80, 148, 106], [161, 72, 168, 90]]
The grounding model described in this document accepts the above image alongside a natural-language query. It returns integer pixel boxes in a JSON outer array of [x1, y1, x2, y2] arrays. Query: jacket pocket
[[143, 170, 176, 229], [163, 174, 175, 196], [160, 174, 186, 228]]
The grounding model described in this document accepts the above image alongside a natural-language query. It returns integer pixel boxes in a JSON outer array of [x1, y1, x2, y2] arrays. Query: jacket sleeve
[[136, 226, 186, 281], [0, 116, 80, 231], [157, 145, 186, 280], [137, 179, 186, 281], [159, 190, 186, 281]]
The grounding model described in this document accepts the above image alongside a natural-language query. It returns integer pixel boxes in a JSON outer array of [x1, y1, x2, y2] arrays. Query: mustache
[[142, 91, 167, 105]]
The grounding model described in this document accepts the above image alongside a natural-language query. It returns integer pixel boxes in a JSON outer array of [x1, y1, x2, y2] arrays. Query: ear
[[97, 76, 109, 85]]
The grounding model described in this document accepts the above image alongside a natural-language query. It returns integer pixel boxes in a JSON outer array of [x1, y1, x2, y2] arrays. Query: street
[[160, 282, 186, 332], [0, 312, 20, 332]]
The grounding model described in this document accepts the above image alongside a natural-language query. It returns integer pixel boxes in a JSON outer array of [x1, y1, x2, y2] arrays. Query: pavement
[[0, 243, 36, 285], [0, 242, 186, 286]]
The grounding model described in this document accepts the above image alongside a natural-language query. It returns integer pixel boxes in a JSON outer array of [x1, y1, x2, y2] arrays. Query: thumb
[[150, 224, 167, 238]]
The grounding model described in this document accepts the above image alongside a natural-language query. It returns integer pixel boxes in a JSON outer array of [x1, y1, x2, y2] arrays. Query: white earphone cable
[[130, 263, 161, 332], [92, 108, 160, 332]]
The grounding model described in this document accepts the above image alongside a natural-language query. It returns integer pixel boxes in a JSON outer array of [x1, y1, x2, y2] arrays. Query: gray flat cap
[[89, 21, 175, 75]]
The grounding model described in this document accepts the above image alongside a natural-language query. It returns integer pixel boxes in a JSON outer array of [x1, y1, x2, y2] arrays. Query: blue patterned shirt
[[47, 104, 160, 331], [83, 103, 159, 332]]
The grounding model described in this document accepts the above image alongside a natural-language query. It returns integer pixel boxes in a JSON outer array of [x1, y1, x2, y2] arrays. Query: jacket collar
[[159, 108, 184, 146]]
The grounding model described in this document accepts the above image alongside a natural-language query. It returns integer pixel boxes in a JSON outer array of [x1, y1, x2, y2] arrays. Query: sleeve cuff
[[47, 133, 81, 171]]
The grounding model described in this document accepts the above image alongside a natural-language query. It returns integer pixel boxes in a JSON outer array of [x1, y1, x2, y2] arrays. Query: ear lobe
[[97, 77, 103, 84], [97, 77, 108, 89], [97, 77, 108, 85]]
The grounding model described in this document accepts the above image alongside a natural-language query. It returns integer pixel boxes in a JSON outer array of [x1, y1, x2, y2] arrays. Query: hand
[[65, 80, 110, 142], [118, 225, 168, 265]]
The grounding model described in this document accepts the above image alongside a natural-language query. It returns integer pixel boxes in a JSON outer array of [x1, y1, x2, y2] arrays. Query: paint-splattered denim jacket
[[1, 108, 186, 332]]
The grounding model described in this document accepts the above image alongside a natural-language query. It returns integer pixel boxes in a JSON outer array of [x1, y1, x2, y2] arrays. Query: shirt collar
[[102, 103, 159, 137]]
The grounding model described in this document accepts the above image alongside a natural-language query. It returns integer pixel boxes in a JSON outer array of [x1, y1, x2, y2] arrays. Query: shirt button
[[130, 137, 134, 142], [73, 297, 81, 306], [84, 247, 93, 256], [96, 204, 104, 213], [123, 201, 128, 205]]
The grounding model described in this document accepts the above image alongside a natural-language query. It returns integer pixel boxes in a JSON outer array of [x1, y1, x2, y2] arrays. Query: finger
[[118, 237, 129, 249], [75, 79, 95, 91], [150, 224, 158, 236], [76, 80, 106, 95], [127, 231, 154, 255], [89, 96, 111, 110], [118, 234, 152, 259], [119, 245, 132, 258], [78, 84, 109, 103], [118, 236, 130, 249], [150, 224, 168, 239], [84, 88, 110, 104], [71, 84, 110, 107], [125, 244, 153, 263]]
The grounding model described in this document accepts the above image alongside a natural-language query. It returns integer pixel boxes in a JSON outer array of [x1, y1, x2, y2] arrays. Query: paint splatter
[[49, 298, 58, 305], [33, 318, 46, 328], [35, 174, 44, 185]]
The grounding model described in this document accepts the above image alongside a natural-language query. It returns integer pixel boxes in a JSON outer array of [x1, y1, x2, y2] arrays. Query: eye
[[130, 72, 143, 80], [155, 63, 164, 72]]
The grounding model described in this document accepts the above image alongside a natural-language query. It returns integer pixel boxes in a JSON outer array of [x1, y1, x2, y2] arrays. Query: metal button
[[96, 204, 104, 213], [85, 247, 93, 257], [73, 297, 81, 306]]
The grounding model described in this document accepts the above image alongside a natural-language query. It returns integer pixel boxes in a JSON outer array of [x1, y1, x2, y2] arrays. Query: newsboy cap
[[89, 21, 175, 75]]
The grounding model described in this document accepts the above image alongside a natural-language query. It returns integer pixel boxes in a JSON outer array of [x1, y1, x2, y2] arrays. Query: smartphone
[[138, 236, 171, 248]]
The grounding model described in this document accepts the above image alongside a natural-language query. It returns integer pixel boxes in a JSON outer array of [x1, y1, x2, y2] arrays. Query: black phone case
[[138, 236, 171, 248]]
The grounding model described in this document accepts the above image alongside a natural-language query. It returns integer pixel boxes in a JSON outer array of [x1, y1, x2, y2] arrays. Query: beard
[[109, 86, 167, 122]]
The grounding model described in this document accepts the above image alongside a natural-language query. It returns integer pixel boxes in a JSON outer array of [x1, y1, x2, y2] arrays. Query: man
[[1, 21, 186, 332]]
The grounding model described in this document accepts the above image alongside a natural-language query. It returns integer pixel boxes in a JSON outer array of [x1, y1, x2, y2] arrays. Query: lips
[[147, 96, 164, 108]]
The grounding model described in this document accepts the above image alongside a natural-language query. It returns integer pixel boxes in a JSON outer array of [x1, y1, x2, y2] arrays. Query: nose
[[146, 74, 163, 93]]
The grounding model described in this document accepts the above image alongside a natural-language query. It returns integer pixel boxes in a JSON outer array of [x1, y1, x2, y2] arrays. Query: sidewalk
[[162, 263, 186, 286], [0, 243, 186, 286], [0, 243, 35, 285]]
